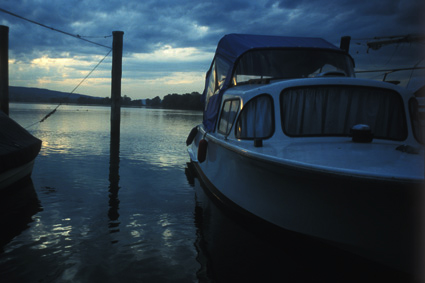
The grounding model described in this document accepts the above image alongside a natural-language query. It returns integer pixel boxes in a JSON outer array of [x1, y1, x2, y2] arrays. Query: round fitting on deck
[[351, 124, 373, 143]]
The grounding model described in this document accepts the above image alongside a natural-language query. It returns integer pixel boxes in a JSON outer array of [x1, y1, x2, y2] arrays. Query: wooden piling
[[110, 30, 123, 160], [109, 31, 123, 226], [110, 31, 123, 141], [0, 25, 9, 116]]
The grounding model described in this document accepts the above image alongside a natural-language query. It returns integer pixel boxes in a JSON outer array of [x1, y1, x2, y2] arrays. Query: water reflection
[[0, 179, 42, 252], [5, 104, 202, 281], [108, 129, 120, 236], [187, 164, 414, 283]]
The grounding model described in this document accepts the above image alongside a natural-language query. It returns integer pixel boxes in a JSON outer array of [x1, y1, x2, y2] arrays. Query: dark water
[[0, 103, 416, 282]]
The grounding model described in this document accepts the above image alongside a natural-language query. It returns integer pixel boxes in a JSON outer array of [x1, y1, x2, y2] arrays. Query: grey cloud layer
[[2, 0, 423, 54]]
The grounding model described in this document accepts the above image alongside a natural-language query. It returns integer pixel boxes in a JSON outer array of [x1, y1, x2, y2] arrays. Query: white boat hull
[[0, 160, 35, 191], [188, 132, 423, 274]]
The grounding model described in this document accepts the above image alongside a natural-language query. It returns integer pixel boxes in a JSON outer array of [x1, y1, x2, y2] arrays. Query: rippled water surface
[[0, 103, 415, 282], [1, 103, 202, 282]]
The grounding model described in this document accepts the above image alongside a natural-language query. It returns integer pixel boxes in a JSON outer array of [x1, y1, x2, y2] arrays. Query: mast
[[0, 25, 9, 115]]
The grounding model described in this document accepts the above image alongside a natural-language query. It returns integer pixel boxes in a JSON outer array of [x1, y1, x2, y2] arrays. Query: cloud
[[131, 45, 212, 63], [1, 0, 423, 99]]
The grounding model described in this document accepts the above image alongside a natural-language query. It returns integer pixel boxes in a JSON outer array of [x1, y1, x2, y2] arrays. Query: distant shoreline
[[8, 86, 203, 111], [9, 100, 203, 111]]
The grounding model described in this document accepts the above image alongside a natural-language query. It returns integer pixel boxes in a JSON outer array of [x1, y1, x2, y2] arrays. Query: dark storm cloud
[[3, 0, 422, 56], [275, 0, 424, 37], [276, 0, 399, 15], [1, 1, 112, 58], [0, 0, 423, 98]]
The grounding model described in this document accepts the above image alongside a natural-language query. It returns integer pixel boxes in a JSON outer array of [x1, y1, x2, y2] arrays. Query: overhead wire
[[406, 57, 425, 89], [352, 35, 424, 84], [0, 8, 115, 127], [0, 8, 111, 49], [25, 49, 112, 128], [78, 35, 113, 39]]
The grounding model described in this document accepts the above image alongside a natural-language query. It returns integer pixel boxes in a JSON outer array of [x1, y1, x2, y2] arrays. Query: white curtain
[[236, 95, 273, 139], [281, 86, 406, 140], [218, 100, 240, 134]]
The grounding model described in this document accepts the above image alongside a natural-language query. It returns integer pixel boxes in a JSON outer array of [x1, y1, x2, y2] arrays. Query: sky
[[1, 0, 424, 100]]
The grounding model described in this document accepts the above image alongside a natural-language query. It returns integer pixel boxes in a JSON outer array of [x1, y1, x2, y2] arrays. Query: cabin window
[[215, 57, 230, 90], [204, 57, 231, 111], [218, 99, 240, 135], [280, 86, 407, 140], [409, 97, 424, 144], [236, 95, 274, 139], [204, 61, 216, 111], [232, 49, 354, 86]]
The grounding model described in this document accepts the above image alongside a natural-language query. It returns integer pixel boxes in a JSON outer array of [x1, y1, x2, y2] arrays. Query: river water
[[0, 103, 414, 282]]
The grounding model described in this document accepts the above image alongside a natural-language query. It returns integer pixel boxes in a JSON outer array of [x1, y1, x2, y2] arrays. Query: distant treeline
[[9, 86, 203, 110], [157, 92, 203, 110], [77, 92, 204, 110], [114, 92, 203, 110]]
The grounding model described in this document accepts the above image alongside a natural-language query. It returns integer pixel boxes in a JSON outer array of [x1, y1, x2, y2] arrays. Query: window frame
[[230, 48, 355, 87], [235, 94, 275, 140], [279, 85, 408, 141], [409, 97, 424, 144], [217, 98, 241, 135]]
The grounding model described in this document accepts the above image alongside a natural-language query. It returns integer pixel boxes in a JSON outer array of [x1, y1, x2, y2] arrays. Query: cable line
[[0, 8, 111, 49], [0, 8, 114, 127], [25, 49, 112, 128]]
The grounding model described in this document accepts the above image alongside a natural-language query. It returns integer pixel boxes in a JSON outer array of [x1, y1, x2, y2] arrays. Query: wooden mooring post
[[109, 31, 123, 228], [0, 25, 9, 116], [110, 31, 124, 145], [110, 30, 123, 161]]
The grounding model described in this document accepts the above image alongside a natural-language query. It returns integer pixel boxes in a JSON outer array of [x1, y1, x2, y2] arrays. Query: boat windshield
[[232, 49, 354, 85]]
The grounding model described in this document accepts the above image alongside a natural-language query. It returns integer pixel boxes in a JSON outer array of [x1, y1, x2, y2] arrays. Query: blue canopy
[[201, 34, 347, 131], [215, 33, 340, 63]]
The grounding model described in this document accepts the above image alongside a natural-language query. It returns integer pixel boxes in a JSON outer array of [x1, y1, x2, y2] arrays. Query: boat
[[0, 110, 41, 190], [186, 34, 424, 274]]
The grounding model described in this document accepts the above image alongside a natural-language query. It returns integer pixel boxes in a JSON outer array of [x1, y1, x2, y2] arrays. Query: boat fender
[[197, 139, 208, 163], [186, 126, 198, 146], [351, 124, 373, 143]]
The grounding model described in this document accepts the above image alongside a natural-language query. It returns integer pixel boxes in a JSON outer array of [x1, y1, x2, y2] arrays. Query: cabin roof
[[215, 34, 341, 64]]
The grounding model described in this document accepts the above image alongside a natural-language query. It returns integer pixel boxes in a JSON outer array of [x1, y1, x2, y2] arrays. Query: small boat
[[187, 34, 424, 274], [0, 110, 41, 190]]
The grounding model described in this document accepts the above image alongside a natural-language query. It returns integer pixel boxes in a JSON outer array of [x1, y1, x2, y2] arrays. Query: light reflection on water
[[1, 103, 202, 282]]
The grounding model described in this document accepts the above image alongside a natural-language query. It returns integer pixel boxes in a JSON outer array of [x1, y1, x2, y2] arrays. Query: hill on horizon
[[9, 86, 102, 103]]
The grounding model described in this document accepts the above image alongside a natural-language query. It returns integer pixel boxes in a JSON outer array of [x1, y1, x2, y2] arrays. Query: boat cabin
[[201, 34, 423, 146], [189, 34, 424, 274]]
